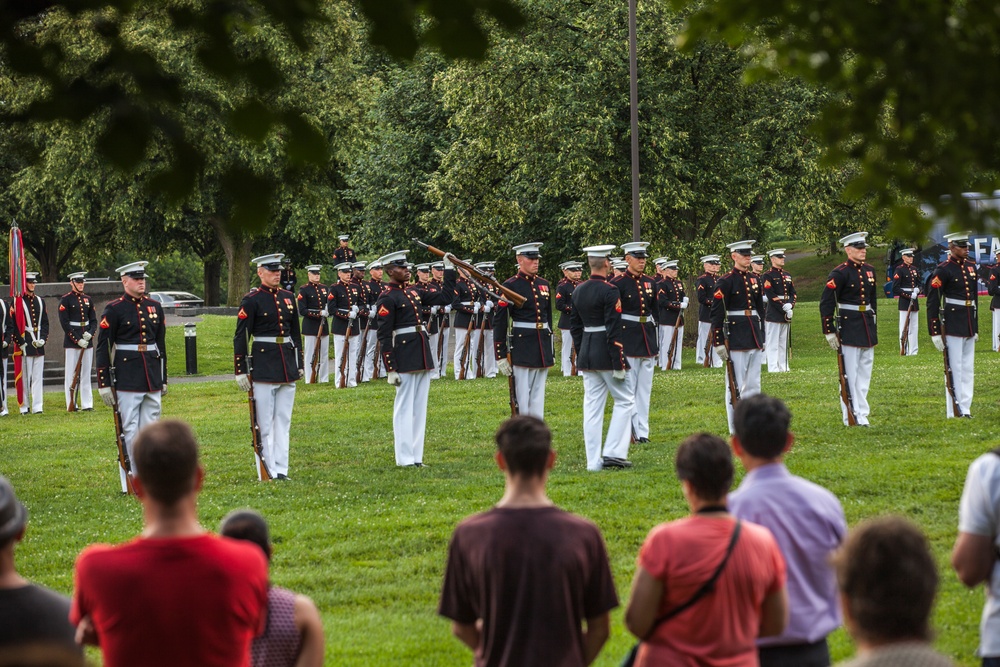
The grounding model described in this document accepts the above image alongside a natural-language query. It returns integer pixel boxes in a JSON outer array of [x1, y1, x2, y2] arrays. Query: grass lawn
[[3, 302, 998, 666]]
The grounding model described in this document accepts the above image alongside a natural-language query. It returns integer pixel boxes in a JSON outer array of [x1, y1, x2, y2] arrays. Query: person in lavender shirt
[[730, 394, 847, 667]]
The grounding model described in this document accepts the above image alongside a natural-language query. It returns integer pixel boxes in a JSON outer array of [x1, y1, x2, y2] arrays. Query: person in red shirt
[[71, 420, 269, 667]]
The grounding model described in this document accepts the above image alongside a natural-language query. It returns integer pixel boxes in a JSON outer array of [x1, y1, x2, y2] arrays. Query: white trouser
[[658, 325, 683, 370], [898, 310, 919, 356], [725, 349, 762, 434], [839, 345, 874, 426], [992, 309, 1000, 352], [582, 371, 634, 471], [453, 327, 479, 379], [944, 335, 975, 417], [513, 366, 548, 419], [21, 356, 44, 414], [428, 333, 441, 381], [332, 334, 361, 388], [64, 348, 94, 410], [117, 390, 162, 465], [696, 322, 722, 367], [362, 328, 379, 381], [561, 329, 577, 376], [253, 382, 295, 476], [302, 334, 330, 384], [483, 330, 497, 378], [393, 370, 432, 465], [435, 328, 449, 379], [625, 356, 655, 439], [764, 321, 790, 372], [1, 357, 7, 415]]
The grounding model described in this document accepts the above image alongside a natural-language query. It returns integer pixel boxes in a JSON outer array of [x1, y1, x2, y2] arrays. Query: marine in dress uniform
[[328, 262, 363, 388], [696, 255, 723, 367], [96, 262, 167, 491], [711, 241, 765, 434], [475, 262, 498, 378], [18, 273, 49, 415], [59, 272, 97, 410], [234, 254, 303, 480], [820, 232, 878, 426], [375, 250, 456, 466], [430, 262, 451, 378], [611, 241, 658, 442], [761, 249, 797, 372], [364, 262, 386, 380], [414, 264, 443, 380], [891, 248, 921, 356], [0, 295, 12, 416], [927, 231, 979, 418], [452, 267, 481, 380], [655, 259, 687, 371], [570, 245, 633, 471], [332, 234, 357, 266], [555, 261, 584, 376], [279, 263, 297, 292], [352, 261, 378, 383], [752, 255, 767, 366], [986, 249, 1000, 352], [493, 243, 554, 419], [297, 265, 330, 384]]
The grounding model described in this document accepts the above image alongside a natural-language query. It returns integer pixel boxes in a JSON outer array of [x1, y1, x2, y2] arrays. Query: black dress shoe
[[602, 457, 633, 469], [637, 437, 650, 443], [275, 473, 290, 481], [82, 407, 93, 412], [962, 414, 973, 419]]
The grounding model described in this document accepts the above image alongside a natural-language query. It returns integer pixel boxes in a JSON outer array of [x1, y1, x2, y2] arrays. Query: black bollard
[[184, 323, 198, 375]]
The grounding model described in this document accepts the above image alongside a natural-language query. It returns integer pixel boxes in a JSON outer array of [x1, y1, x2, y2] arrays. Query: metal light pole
[[629, 0, 641, 242]]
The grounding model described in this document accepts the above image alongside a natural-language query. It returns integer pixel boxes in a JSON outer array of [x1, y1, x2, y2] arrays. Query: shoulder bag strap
[[642, 520, 742, 640]]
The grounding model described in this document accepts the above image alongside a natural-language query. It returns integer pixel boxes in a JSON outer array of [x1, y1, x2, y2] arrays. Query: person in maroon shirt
[[439, 416, 619, 667]]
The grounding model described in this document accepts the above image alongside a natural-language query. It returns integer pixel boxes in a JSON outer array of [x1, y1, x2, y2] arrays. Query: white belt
[[620, 314, 653, 323], [838, 303, 871, 312], [458, 301, 473, 306], [392, 324, 424, 342], [726, 310, 760, 318], [254, 336, 294, 344], [583, 326, 605, 333], [69, 320, 89, 327], [116, 343, 159, 352], [944, 297, 976, 307], [512, 321, 550, 331]]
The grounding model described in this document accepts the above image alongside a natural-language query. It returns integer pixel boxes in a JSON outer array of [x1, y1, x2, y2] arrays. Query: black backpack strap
[[642, 520, 742, 640]]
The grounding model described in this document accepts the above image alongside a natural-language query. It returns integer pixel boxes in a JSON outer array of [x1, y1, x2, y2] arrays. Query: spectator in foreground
[[834, 516, 953, 667], [220, 509, 325, 667], [952, 448, 1000, 667], [438, 415, 619, 667], [730, 395, 847, 667], [624, 432, 788, 667], [71, 420, 269, 667], [0, 475, 80, 662]]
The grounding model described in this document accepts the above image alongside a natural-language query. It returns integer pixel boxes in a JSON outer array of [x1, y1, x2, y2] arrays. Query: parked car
[[148, 291, 205, 309]]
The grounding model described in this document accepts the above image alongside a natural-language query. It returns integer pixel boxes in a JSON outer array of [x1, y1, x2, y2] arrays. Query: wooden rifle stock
[[475, 311, 487, 379], [507, 350, 519, 417], [703, 327, 713, 367], [339, 314, 355, 389], [68, 346, 86, 412], [724, 340, 741, 408], [667, 313, 683, 370], [246, 371, 273, 481], [570, 342, 577, 375], [938, 306, 963, 417], [309, 332, 322, 383], [107, 366, 137, 495], [458, 314, 476, 380], [900, 295, 916, 355], [412, 240, 527, 308], [356, 313, 373, 384], [436, 313, 446, 374], [834, 331, 858, 426]]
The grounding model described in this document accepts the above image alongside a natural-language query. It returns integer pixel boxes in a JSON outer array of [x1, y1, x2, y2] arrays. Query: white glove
[[387, 371, 401, 386], [762, 294, 769, 303], [497, 358, 512, 376], [82, 332, 92, 341], [612, 369, 626, 381], [714, 345, 729, 362], [483, 301, 493, 313], [910, 288, 920, 298], [473, 302, 482, 314], [782, 302, 793, 313], [161, 383, 168, 397], [430, 305, 440, 315], [32, 339, 44, 348], [349, 305, 359, 318], [442, 254, 455, 270], [77, 338, 89, 349], [931, 335, 945, 351], [444, 305, 452, 314], [974, 333, 979, 342], [680, 297, 689, 308], [1, 340, 6, 349], [785, 309, 793, 320], [99, 387, 115, 407], [320, 308, 329, 317], [299, 368, 305, 379], [236, 374, 252, 392], [825, 333, 839, 350]]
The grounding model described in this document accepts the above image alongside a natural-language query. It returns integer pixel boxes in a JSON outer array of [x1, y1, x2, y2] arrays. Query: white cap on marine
[[67, 271, 87, 281], [700, 255, 721, 264], [376, 250, 408, 267], [839, 232, 868, 248], [305, 264, 322, 273], [662, 259, 679, 269], [767, 249, 786, 258], [116, 261, 150, 277], [582, 244, 617, 258], [900, 248, 915, 257], [512, 242, 543, 258], [943, 231, 972, 244], [334, 262, 354, 272], [725, 240, 756, 255], [621, 241, 650, 258]]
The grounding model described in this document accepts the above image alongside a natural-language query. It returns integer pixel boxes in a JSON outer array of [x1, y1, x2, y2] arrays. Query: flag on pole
[[9, 222, 27, 409]]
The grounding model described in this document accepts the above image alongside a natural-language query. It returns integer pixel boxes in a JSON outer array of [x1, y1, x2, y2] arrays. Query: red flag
[[9, 223, 27, 409]]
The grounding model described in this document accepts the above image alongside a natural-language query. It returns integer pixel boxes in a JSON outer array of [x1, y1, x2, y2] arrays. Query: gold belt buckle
[[744, 310, 753, 317], [275, 336, 285, 344], [966, 300, 973, 306], [137, 344, 147, 352], [858, 304, 867, 312]]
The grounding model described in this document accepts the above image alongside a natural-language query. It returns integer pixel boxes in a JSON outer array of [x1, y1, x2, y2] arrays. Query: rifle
[[506, 321, 519, 417], [356, 311, 374, 384], [246, 352, 273, 482], [475, 309, 487, 379], [703, 327, 713, 368], [412, 240, 527, 308], [339, 310, 356, 389], [458, 313, 476, 380], [722, 318, 741, 408], [436, 312, 447, 374], [68, 346, 85, 412], [834, 329, 858, 426], [107, 360, 137, 495], [666, 313, 683, 370], [570, 341, 577, 375], [309, 332, 322, 383], [939, 308, 963, 417], [900, 293, 917, 355]]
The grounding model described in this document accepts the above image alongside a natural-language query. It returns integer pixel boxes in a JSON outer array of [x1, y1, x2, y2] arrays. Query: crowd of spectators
[[0, 399, 997, 667]]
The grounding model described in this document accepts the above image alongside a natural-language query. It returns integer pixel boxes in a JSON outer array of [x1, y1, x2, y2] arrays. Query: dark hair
[[220, 509, 271, 561], [495, 416, 552, 477], [833, 516, 938, 643], [133, 420, 199, 506], [588, 257, 607, 272], [675, 432, 733, 501], [733, 394, 791, 459]]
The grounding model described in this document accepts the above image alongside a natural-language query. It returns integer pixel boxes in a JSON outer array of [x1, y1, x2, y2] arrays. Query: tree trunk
[[210, 217, 255, 306], [203, 260, 222, 306]]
